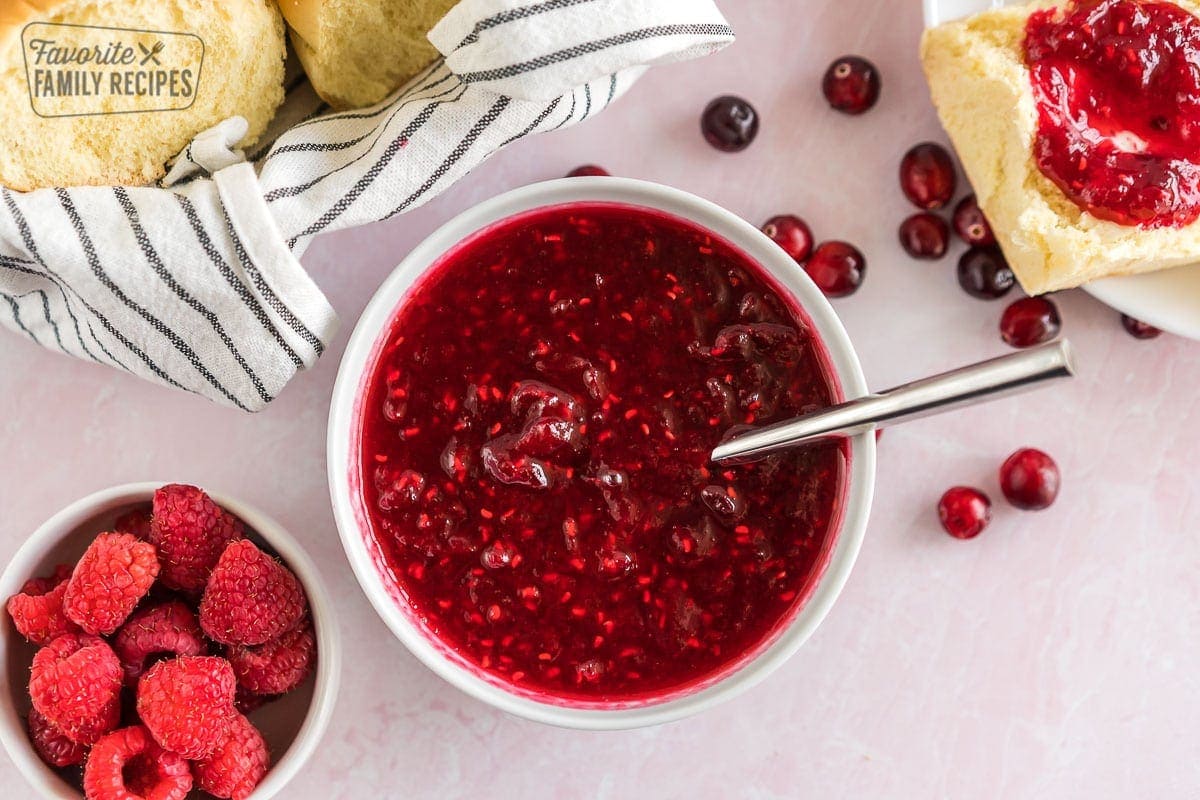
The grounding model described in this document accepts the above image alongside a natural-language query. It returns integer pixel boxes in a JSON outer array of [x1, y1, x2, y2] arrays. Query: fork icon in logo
[[139, 41, 165, 65]]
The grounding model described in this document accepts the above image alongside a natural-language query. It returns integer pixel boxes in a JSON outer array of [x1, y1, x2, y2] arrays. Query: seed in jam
[[1025, 0, 1200, 227], [359, 203, 845, 700]]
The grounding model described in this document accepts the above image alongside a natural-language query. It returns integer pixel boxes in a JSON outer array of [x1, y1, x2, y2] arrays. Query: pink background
[[2, 0, 1198, 796]]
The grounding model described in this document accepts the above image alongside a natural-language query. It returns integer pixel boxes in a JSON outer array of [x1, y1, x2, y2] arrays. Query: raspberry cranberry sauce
[[1024, 0, 1200, 227], [358, 203, 846, 701]]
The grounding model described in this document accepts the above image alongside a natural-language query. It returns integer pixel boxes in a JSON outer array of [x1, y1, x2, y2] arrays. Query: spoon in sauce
[[712, 340, 1075, 463]]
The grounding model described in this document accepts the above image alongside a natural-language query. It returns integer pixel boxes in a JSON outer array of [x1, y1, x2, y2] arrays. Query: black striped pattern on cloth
[[261, 66, 646, 244], [0, 171, 336, 410], [0, 0, 732, 410]]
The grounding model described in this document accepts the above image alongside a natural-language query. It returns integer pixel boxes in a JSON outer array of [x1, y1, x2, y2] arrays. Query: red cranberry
[[822, 55, 881, 115], [898, 212, 949, 259], [805, 241, 865, 297], [1000, 296, 1061, 347], [899, 142, 957, 209], [952, 194, 995, 246], [700, 96, 759, 152], [938, 487, 992, 539], [957, 247, 1015, 299], [761, 215, 813, 263], [567, 165, 609, 178], [1121, 314, 1161, 339], [999, 448, 1059, 510]]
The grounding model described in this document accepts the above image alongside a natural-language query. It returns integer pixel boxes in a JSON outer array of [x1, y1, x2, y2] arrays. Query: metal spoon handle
[[711, 340, 1076, 463]]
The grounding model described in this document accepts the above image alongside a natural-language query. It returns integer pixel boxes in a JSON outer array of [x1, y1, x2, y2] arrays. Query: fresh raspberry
[[29, 633, 121, 745], [229, 618, 315, 695], [20, 563, 72, 595], [63, 532, 160, 636], [233, 685, 271, 715], [137, 655, 236, 759], [200, 540, 306, 647], [27, 707, 86, 768], [113, 506, 152, 540], [83, 726, 191, 800], [6, 564, 79, 645], [194, 713, 270, 800], [150, 484, 244, 593], [111, 601, 206, 686]]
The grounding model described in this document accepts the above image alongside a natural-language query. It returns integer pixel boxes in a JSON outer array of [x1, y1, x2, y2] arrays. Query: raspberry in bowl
[[328, 178, 875, 728], [0, 483, 340, 799]]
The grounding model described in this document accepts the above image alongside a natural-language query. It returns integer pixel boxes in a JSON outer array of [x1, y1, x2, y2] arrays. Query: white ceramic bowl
[[328, 178, 876, 729], [0, 483, 341, 799]]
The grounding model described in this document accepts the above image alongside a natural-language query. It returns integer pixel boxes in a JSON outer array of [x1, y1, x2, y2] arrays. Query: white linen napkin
[[0, 0, 732, 411]]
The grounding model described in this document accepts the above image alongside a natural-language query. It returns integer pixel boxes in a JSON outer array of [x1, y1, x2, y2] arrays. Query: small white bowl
[[328, 178, 876, 729], [0, 483, 341, 799]]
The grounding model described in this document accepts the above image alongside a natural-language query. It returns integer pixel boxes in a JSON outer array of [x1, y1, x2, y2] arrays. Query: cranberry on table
[[898, 212, 949, 259], [938, 487, 992, 539], [952, 194, 995, 246], [761, 214, 814, 263], [1121, 314, 1162, 339], [700, 95, 760, 152], [567, 165, 610, 178], [1000, 296, 1061, 347], [899, 142, 957, 209], [999, 448, 1060, 510], [957, 247, 1015, 299], [822, 55, 881, 115], [805, 241, 866, 297]]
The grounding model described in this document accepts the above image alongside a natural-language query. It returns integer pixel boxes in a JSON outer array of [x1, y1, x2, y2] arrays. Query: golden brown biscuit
[[279, 0, 457, 110], [0, 0, 286, 190]]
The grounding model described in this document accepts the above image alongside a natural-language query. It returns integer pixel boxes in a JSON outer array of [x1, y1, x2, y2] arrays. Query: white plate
[[923, 0, 1200, 340]]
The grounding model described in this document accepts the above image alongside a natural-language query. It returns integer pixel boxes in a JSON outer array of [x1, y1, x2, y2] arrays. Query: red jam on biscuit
[[1025, 0, 1200, 227]]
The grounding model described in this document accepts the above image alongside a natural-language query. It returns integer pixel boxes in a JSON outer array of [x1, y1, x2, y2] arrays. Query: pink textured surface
[[2, 1, 1198, 796]]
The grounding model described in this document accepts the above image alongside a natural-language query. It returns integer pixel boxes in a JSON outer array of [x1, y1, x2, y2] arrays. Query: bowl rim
[[327, 177, 876, 730], [0, 482, 341, 800]]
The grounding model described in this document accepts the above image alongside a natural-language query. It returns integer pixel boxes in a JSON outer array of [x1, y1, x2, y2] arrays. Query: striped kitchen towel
[[0, 0, 733, 411]]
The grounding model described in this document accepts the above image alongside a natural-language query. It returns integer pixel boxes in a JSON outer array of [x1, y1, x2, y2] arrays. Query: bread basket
[[0, 0, 733, 410]]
